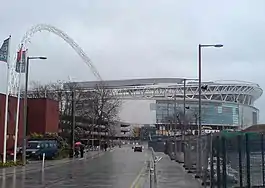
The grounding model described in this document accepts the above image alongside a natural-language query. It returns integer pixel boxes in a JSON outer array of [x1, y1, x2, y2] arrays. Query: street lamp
[[197, 44, 223, 177], [22, 56, 47, 165]]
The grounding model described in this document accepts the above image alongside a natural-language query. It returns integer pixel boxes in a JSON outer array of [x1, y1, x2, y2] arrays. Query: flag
[[15, 50, 26, 73], [16, 46, 23, 62], [0, 37, 10, 63]]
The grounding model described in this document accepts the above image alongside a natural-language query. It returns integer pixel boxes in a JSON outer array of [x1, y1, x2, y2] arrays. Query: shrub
[[55, 148, 69, 159], [0, 161, 24, 168], [30, 132, 44, 138]]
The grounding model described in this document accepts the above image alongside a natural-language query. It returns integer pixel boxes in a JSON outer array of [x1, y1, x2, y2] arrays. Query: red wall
[[44, 99, 59, 133], [0, 94, 24, 154], [27, 98, 59, 134], [0, 94, 59, 154]]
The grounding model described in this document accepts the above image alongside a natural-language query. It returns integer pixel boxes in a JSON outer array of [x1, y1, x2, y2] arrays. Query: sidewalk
[[155, 152, 201, 188], [0, 149, 108, 177]]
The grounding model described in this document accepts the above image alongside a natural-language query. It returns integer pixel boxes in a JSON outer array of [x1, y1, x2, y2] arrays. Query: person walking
[[80, 144, 85, 158], [74, 146, 79, 158], [104, 142, 108, 151]]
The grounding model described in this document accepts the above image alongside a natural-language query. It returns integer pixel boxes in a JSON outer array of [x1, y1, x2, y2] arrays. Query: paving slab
[[155, 152, 201, 188]]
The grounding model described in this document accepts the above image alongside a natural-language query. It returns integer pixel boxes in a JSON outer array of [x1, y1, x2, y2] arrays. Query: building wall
[[44, 99, 59, 133], [27, 99, 46, 134], [0, 94, 24, 154], [0, 94, 59, 154], [155, 99, 259, 129], [27, 98, 59, 134]]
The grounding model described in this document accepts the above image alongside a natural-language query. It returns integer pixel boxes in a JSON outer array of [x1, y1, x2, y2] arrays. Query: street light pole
[[22, 56, 47, 166], [197, 44, 223, 177], [183, 79, 186, 142], [173, 90, 177, 154], [69, 89, 76, 158]]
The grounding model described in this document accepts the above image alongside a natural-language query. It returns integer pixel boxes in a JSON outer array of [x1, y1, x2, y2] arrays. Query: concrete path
[[155, 152, 201, 188]]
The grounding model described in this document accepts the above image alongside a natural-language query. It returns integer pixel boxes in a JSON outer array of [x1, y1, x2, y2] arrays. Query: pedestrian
[[74, 146, 79, 158], [104, 142, 108, 151], [80, 144, 84, 158]]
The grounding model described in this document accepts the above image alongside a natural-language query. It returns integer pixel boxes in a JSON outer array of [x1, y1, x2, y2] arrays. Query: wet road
[[0, 146, 150, 188]]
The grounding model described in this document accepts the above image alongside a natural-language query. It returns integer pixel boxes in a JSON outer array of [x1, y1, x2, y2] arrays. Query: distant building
[[0, 94, 59, 153], [67, 78, 262, 130], [140, 125, 156, 140]]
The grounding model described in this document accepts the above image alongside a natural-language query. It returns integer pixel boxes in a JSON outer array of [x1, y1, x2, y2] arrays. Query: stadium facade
[[67, 78, 263, 130]]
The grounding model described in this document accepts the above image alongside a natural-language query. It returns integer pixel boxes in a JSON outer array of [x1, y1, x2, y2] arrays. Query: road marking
[[129, 165, 146, 188], [155, 156, 162, 162]]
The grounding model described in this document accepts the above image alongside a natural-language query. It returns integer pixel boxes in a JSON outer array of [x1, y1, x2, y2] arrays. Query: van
[[26, 139, 59, 159]]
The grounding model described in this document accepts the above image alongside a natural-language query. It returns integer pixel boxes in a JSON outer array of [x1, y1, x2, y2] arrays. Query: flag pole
[[3, 35, 11, 163], [13, 46, 24, 163]]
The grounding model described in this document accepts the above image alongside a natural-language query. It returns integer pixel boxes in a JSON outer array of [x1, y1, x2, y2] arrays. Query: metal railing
[[178, 132, 265, 187], [149, 147, 158, 188]]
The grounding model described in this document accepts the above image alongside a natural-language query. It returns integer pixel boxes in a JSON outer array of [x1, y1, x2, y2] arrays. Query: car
[[26, 139, 59, 160], [134, 145, 143, 152]]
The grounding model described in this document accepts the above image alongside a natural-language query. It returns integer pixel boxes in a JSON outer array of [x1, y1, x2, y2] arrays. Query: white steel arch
[[21, 24, 102, 80], [10, 24, 103, 94]]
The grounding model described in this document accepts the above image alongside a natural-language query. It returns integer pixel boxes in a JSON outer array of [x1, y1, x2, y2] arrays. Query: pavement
[[0, 146, 150, 188], [153, 152, 202, 188], [0, 150, 104, 177]]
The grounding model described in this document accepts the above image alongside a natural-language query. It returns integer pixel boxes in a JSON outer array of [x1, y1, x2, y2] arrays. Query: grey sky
[[1, 0, 265, 121]]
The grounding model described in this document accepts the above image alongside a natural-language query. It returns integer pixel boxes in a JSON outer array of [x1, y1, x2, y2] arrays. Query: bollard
[[153, 161, 157, 184], [42, 153, 45, 170], [150, 167, 154, 188]]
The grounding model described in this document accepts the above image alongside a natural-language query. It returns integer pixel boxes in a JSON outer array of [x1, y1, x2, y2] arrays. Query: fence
[[164, 132, 265, 187], [148, 140, 166, 152], [147, 147, 158, 188]]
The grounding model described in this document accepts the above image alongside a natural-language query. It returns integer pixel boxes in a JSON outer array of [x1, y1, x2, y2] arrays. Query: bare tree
[[164, 108, 195, 135], [108, 123, 118, 141], [28, 80, 121, 141], [132, 127, 140, 138], [27, 81, 78, 130]]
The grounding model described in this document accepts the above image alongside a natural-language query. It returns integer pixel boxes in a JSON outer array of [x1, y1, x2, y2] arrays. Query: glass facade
[[156, 100, 258, 127]]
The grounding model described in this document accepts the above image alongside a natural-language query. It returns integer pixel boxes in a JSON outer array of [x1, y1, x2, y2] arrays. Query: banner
[[0, 37, 10, 63], [15, 50, 26, 73]]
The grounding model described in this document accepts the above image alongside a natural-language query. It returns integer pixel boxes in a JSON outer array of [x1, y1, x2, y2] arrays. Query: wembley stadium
[[68, 78, 263, 130]]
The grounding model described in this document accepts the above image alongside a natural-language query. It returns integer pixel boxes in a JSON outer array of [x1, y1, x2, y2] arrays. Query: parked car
[[26, 139, 59, 160], [134, 145, 143, 152]]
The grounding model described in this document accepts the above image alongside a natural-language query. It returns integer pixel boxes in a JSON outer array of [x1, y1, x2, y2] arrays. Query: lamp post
[[197, 44, 223, 177], [173, 90, 177, 154], [182, 79, 186, 142], [22, 56, 47, 166]]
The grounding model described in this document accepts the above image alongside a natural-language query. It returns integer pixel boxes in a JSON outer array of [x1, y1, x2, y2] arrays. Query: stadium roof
[[64, 77, 261, 89]]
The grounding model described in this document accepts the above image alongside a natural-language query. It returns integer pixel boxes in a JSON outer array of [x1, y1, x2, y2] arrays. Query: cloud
[[1, 0, 265, 121]]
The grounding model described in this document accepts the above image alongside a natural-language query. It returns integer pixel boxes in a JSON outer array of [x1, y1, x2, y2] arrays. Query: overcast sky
[[1, 0, 265, 122]]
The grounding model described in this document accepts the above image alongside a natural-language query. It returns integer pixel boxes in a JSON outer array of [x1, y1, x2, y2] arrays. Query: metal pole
[[22, 57, 30, 165], [92, 102, 94, 150], [174, 92, 177, 154], [14, 49, 25, 162], [3, 36, 11, 163], [3, 64, 10, 164], [197, 44, 202, 176], [183, 79, 186, 142], [14, 71, 22, 163], [182, 79, 186, 165], [70, 90, 75, 158]]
